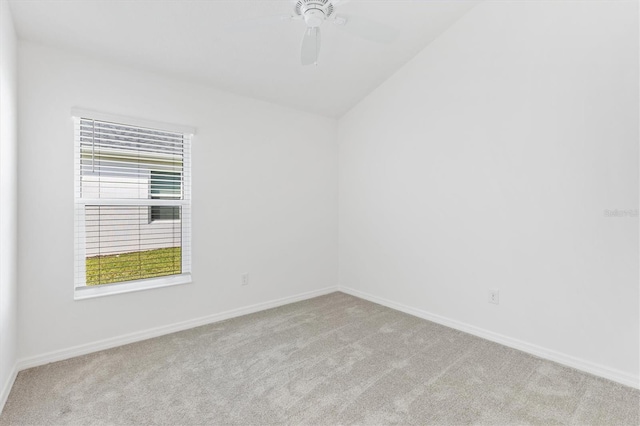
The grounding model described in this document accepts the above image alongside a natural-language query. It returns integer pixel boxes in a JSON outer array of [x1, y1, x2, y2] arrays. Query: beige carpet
[[1, 292, 638, 425]]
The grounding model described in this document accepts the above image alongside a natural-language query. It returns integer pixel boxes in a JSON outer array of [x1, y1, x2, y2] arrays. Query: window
[[73, 110, 193, 299], [149, 171, 181, 222]]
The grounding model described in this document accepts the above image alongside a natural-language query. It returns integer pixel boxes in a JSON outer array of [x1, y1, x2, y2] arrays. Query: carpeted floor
[[1, 292, 638, 425]]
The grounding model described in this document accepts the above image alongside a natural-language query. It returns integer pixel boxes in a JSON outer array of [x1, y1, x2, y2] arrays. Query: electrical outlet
[[488, 289, 499, 305], [242, 273, 249, 286]]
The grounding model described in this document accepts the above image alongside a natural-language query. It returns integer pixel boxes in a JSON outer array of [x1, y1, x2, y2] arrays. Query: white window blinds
[[74, 114, 192, 296]]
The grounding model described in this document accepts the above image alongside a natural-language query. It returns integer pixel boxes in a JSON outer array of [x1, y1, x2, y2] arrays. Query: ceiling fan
[[232, 0, 399, 66]]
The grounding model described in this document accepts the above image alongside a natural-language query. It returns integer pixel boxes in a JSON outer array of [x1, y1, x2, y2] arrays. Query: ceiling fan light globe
[[304, 9, 325, 28]]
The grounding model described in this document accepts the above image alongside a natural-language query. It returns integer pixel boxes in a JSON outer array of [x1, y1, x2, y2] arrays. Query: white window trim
[[74, 274, 192, 300], [73, 109, 194, 300], [71, 107, 196, 135]]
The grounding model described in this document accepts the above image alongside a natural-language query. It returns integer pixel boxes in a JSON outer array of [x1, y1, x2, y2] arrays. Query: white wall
[[17, 42, 338, 361], [339, 0, 639, 386], [10, 0, 638, 392], [0, 0, 19, 408]]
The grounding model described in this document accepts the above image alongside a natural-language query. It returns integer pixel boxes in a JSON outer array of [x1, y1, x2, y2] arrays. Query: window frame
[[72, 108, 194, 300]]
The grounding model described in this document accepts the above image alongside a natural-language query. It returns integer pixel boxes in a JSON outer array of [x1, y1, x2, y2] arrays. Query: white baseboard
[[339, 286, 640, 390], [17, 286, 339, 372], [0, 363, 18, 414], [12, 284, 638, 395]]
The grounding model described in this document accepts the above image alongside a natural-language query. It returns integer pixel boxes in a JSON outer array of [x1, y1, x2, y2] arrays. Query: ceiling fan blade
[[333, 14, 399, 44], [301, 27, 321, 66]]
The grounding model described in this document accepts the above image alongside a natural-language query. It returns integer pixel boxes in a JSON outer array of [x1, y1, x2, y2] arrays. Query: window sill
[[74, 273, 192, 300]]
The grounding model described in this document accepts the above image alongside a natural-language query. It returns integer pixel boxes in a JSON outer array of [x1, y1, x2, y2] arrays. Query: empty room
[[0, 0, 638, 424]]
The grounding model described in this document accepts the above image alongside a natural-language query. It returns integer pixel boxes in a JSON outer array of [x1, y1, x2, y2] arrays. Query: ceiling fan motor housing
[[295, 0, 335, 28]]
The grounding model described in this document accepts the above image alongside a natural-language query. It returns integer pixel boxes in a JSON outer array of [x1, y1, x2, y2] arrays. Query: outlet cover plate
[[489, 289, 499, 305]]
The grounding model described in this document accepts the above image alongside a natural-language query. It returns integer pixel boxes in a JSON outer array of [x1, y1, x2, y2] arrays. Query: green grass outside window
[[86, 247, 182, 286]]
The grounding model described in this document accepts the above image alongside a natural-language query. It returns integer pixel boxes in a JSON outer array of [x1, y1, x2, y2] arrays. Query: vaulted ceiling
[[8, 0, 478, 117]]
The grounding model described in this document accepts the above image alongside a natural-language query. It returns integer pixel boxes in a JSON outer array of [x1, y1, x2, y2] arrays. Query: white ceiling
[[8, 0, 478, 117]]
